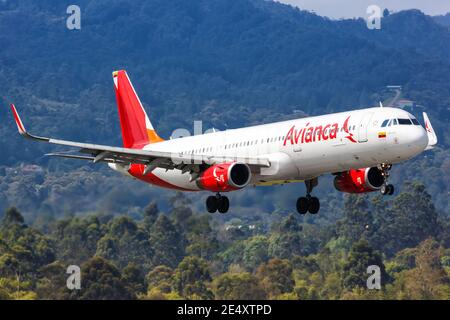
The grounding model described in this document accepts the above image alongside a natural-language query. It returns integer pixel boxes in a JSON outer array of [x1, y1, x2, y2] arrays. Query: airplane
[[9, 70, 438, 214]]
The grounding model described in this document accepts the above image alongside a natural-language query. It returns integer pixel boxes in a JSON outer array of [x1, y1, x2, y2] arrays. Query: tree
[[320, 272, 343, 299], [142, 201, 159, 228], [218, 240, 245, 271], [122, 262, 146, 295], [342, 239, 388, 290], [378, 182, 440, 256], [213, 272, 266, 299], [1, 207, 25, 227], [149, 215, 185, 268], [0, 277, 37, 300], [35, 261, 71, 299], [146, 265, 174, 293], [256, 259, 295, 298], [76, 257, 135, 300], [402, 238, 449, 299], [268, 214, 304, 259], [96, 216, 153, 270], [173, 256, 213, 299], [53, 215, 103, 265], [242, 236, 269, 271], [337, 195, 372, 244], [185, 214, 219, 260], [0, 208, 55, 279]]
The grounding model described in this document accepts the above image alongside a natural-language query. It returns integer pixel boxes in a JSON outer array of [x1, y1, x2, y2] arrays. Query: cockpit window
[[398, 118, 412, 125], [411, 118, 420, 125], [381, 119, 389, 127]]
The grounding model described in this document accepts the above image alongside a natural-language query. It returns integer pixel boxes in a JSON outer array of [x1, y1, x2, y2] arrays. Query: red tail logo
[[113, 70, 163, 149]]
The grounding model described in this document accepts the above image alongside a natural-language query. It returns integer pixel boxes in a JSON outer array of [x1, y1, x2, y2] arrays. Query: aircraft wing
[[10, 104, 270, 171]]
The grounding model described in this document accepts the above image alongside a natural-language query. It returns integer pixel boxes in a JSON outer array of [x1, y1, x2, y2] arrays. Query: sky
[[277, 0, 450, 19]]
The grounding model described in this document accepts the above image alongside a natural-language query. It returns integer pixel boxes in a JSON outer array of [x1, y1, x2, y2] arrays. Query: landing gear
[[296, 178, 320, 214], [217, 196, 229, 213], [296, 197, 309, 214], [206, 193, 229, 214], [378, 163, 395, 196], [380, 184, 394, 196], [206, 196, 218, 213], [296, 195, 320, 214]]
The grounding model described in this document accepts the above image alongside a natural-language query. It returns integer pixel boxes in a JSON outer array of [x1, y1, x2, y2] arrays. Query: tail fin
[[423, 112, 437, 150], [112, 70, 163, 149]]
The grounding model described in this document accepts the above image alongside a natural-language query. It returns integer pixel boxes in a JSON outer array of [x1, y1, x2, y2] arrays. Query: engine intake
[[334, 167, 384, 193], [197, 162, 251, 192]]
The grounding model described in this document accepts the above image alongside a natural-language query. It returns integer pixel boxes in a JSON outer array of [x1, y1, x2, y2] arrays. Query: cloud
[[277, 0, 450, 19]]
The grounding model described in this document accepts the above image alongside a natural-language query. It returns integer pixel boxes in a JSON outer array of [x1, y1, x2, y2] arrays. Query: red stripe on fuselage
[[128, 164, 196, 191]]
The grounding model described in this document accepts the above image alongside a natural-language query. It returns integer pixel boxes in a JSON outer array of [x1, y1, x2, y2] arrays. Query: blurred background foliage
[[0, 0, 449, 299]]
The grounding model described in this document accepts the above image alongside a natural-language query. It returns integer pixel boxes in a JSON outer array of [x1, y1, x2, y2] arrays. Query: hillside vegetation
[[0, 0, 449, 299]]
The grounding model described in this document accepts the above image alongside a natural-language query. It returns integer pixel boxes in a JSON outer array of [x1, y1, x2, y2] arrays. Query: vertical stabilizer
[[112, 70, 163, 149]]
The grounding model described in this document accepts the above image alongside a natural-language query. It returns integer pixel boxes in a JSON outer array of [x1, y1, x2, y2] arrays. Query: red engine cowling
[[334, 167, 384, 193], [197, 162, 251, 192]]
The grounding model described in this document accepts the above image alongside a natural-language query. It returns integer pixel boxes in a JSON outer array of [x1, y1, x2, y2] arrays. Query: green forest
[[0, 0, 449, 300], [0, 182, 449, 300]]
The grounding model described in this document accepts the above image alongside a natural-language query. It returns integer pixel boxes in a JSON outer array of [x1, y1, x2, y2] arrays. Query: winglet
[[9, 104, 49, 141], [423, 112, 437, 150], [10, 104, 27, 136]]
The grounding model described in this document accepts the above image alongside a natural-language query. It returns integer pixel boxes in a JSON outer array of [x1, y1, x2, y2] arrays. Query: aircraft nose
[[409, 126, 428, 150]]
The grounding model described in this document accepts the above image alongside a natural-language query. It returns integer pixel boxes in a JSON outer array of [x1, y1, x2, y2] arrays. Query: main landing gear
[[296, 178, 320, 214], [206, 193, 229, 214], [379, 163, 394, 196]]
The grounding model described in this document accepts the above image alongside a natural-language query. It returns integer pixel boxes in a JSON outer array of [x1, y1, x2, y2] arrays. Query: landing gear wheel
[[217, 196, 229, 214], [380, 184, 394, 196], [296, 178, 321, 214], [379, 163, 394, 196], [206, 196, 218, 213], [296, 197, 308, 214], [308, 197, 320, 214], [387, 184, 394, 195]]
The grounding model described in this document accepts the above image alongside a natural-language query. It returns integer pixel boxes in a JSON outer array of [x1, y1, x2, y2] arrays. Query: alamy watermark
[[66, 5, 81, 30], [366, 5, 382, 30], [66, 265, 81, 290], [366, 265, 381, 289]]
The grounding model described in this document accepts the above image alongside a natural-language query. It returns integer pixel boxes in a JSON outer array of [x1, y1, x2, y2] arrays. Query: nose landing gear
[[296, 178, 320, 214], [379, 163, 394, 196], [206, 193, 229, 213]]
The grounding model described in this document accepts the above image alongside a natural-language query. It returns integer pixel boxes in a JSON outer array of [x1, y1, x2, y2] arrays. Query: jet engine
[[197, 162, 251, 192], [334, 167, 384, 193]]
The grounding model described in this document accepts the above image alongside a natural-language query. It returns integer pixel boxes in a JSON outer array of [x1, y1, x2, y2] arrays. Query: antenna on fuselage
[[379, 101, 383, 108]]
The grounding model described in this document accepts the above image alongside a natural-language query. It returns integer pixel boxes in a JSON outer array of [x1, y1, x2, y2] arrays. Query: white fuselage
[[111, 107, 429, 191]]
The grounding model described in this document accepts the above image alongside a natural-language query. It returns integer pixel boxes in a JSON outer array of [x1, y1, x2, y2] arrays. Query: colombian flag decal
[[378, 131, 386, 138]]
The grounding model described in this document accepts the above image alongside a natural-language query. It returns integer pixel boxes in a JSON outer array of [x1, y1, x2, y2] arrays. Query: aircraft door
[[357, 112, 374, 143]]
